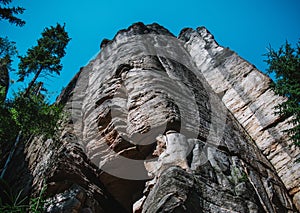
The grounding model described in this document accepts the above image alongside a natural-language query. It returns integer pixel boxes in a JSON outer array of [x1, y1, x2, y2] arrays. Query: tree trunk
[[23, 66, 42, 98]]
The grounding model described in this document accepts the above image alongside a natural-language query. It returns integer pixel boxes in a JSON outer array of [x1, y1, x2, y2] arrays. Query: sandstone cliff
[[1, 22, 299, 212]]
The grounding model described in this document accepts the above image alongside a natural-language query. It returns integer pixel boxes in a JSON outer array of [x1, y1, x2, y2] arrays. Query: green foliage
[[0, 23, 70, 145], [0, 36, 17, 62], [0, 99, 19, 145], [28, 184, 47, 213], [0, 0, 23, 100], [0, 189, 28, 212], [0, 22, 70, 158], [0, 178, 28, 212], [0, 5, 69, 212], [18, 23, 71, 96], [229, 166, 248, 186], [0, 0, 25, 27], [0, 36, 17, 101], [9, 91, 64, 139], [0, 86, 5, 98], [0, 85, 6, 104], [0, 179, 47, 212], [0, 94, 63, 153], [265, 40, 300, 146]]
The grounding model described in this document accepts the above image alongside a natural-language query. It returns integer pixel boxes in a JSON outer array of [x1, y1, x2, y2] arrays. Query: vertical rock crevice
[[178, 26, 300, 210], [1, 22, 299, 212]]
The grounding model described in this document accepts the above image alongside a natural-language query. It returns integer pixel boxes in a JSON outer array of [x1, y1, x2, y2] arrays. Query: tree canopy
[[265, 40, 300, 146], [0, 0, 70, 187], [0, 37, 16, 102], [0, 0, 25, 26], [18, 23, 71, 97]]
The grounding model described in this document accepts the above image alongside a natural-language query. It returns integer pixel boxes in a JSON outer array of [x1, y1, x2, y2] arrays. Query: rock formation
[[1, 22, 299, 212]]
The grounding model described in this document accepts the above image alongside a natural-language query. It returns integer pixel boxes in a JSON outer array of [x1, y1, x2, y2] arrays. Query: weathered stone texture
[[1, 22, 299, 212], [178, 26, 300, 209]]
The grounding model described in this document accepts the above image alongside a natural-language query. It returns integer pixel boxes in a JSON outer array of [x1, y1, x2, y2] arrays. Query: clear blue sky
[[1, 0, 300, 101]]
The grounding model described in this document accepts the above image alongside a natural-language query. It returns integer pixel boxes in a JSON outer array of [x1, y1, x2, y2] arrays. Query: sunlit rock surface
[[179, 26, 300, 211], [2, 22, 299, 212]]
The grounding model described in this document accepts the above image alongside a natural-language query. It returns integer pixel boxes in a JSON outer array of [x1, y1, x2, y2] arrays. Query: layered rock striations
[[1, 22, 299, 212], [178, 27, 300, 210]]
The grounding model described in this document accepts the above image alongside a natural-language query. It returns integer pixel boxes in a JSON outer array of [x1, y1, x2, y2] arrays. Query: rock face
[[1, 22, 299, 212], [178, 27, 300, 210]]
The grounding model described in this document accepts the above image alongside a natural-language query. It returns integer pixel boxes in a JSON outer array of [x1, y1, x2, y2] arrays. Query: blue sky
[[1, 0, 300, 101]]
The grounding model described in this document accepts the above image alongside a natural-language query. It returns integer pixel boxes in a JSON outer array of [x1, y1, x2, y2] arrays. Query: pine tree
[[0, 0, 25, 27], [0, 37, 17, 102], [265, 40, 300, 146], [0, 0, 25, 101], [18, 23, 71, 97]]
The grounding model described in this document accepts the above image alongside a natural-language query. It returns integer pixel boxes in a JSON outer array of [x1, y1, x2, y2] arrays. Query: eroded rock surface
[[1, 22, 299, 212], [178, 26, 300, 210]]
